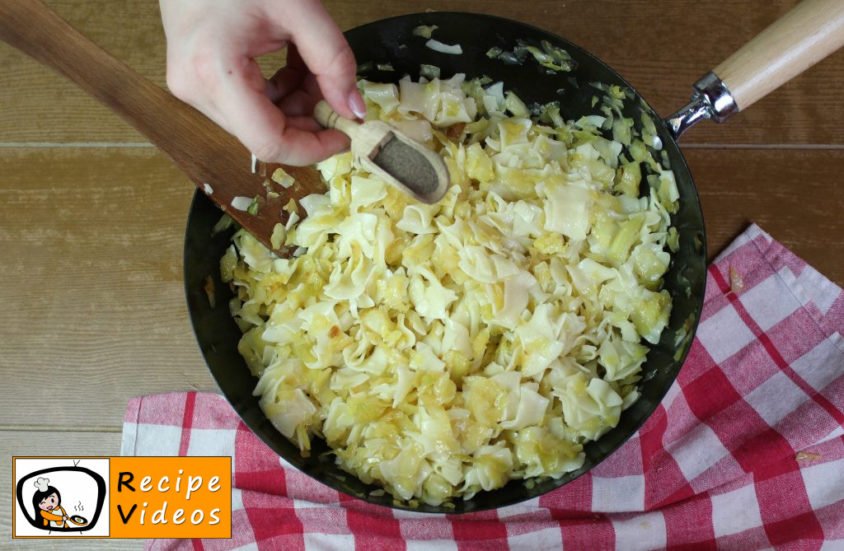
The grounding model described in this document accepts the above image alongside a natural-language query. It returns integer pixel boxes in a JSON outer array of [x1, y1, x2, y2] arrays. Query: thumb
[[281, 2, 365, 119]]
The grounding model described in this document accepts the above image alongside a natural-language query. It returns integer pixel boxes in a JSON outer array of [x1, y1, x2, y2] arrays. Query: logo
[[14, 458, 109, 538], [13, 456, 231, 539]]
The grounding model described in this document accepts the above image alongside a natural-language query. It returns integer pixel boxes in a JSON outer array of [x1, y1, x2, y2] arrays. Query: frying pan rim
[[183, 10, 707, 513]]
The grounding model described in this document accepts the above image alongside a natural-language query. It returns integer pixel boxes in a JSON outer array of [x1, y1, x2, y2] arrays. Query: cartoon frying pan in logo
[[16, 466, 105, 533]]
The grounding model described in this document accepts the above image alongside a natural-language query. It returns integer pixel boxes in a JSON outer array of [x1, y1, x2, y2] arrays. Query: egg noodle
[[221, 75, 679, 506]]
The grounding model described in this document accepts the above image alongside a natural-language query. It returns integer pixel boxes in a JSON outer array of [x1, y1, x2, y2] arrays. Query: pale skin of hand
[[159, 0, 366, 166]]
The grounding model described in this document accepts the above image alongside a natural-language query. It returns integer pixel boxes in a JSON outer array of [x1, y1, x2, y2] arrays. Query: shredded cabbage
[[487, 39, 575, 73], [223, 76, 678, 506]]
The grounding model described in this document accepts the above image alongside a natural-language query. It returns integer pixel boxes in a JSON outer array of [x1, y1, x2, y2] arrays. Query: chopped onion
[[425, 39, 462, 55], [203, 276, 215, 308], [270, 223, 286, 250], [412, 24, 438, 39], [211, 214, 234, 236], [246, 197, 260, 215], [231, 196, 252, 211], [271, 167, 295, 189], [419, 64, 441, 80]]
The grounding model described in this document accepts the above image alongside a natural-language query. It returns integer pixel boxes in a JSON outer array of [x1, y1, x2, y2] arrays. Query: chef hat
[[34, 477, 50, 493]]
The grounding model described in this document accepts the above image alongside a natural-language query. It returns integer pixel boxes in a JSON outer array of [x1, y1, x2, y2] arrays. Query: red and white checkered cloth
[[123, 224, 844, 550]]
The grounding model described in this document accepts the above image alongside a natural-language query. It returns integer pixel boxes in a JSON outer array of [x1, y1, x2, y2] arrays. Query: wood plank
[[1, 430, 140, 549], [0, 0, 166, 144], [688, 147, 844, 286], [0, 147, 217, 428], [0, 0, 842, 145]]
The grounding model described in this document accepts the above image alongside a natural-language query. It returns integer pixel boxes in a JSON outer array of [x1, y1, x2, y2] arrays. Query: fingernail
[[347, 90, 366, 120]]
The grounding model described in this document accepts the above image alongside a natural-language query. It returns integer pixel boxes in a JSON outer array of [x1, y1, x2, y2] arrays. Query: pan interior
[[184, 12, 706, 514]]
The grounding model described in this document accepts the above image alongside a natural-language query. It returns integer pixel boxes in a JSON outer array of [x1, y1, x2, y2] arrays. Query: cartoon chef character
[[32, 477, 68, 528]]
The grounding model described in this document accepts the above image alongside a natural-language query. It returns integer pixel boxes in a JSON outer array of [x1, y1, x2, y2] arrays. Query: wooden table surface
[[2, 1, 842, 546]]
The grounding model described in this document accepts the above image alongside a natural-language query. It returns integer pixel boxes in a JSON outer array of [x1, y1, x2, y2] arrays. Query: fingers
[[160, 0, 360, 165], [268, 69, 322, 117], [273, 0, 365, 120], [265, 47, 307, 104], [216, 60, 350, 165], [286, 115, 323, 132], [168, 42, 347, 165]]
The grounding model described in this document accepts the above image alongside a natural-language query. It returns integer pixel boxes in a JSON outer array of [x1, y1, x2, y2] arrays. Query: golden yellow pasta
[[222, 75, 678, 506]]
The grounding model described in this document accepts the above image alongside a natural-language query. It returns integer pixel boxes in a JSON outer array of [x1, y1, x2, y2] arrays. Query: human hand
[[159, 0, 365, 166]]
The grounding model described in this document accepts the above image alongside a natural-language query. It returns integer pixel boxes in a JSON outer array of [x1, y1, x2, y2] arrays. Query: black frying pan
[[184, 6, 843, 513]]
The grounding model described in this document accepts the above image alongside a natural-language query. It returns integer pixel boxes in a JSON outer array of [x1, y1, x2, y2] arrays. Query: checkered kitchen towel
[[122, 224, 844, 550]]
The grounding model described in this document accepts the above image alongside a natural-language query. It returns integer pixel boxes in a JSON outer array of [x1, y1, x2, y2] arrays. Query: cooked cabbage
[[223, 76, 678, 506]]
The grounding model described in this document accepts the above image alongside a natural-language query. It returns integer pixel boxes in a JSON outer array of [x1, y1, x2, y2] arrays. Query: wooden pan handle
[[715, 0, 844, 111]]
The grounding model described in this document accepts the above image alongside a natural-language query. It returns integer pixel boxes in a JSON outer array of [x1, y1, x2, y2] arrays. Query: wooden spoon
[[0, 0, 325, 253], [314, 101, 450, 204]]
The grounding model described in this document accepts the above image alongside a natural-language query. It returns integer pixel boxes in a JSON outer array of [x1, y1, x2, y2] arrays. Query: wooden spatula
[[0, 0, 325, 253]]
